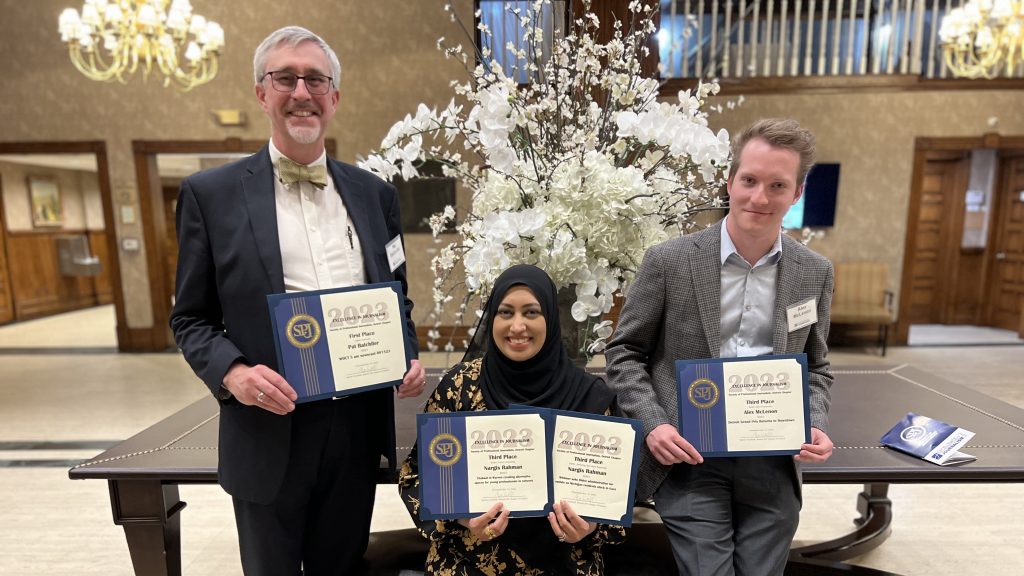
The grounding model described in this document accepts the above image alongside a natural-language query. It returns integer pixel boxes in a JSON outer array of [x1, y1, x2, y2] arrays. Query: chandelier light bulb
[[58, 8, 80, 41], [188, 15, 207, 36], [80, 4, 100, 26], [104, 4, 123, 23], [137, 5, 158, 28], [79, 30, 94, 48], [166, 10, 188, 31], [993, 0, 1014, 17]]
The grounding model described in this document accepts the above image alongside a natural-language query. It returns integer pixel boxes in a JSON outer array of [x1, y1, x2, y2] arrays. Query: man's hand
[[222, 363, 297, 415], [457, 501, 510, 541], [397, 359, 425, 399], [646, 423, 703, 465], [794, 427, 834, 463]]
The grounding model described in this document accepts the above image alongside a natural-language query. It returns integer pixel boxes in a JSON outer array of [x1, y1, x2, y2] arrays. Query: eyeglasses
[[262, 70, 334, 95]]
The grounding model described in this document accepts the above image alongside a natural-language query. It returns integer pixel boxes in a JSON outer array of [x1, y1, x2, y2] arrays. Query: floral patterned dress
[[398, 358, 627, 575]]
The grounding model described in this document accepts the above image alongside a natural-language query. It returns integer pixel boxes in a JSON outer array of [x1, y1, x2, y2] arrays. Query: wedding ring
[[256, 391, 265, 403], [484, 526, 497, 540], [558, 534, 566, 542]]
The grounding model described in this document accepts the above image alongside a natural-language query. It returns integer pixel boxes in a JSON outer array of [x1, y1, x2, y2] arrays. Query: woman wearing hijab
[[398, 264, 625, 575]]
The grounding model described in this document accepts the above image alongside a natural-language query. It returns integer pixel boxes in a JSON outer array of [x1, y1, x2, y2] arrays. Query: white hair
[[252, 26, 341, 87]]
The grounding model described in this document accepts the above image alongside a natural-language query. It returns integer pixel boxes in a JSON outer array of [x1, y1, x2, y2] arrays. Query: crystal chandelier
[[939, 0, 1023, 79], [58, 0, 224, 91]]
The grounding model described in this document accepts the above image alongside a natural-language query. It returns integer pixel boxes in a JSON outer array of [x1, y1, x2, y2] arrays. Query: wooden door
[[902, 152, 970, 326], [985, 154, 1024, 331]]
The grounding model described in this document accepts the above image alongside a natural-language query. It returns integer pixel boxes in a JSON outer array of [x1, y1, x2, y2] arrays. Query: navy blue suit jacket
[[170, 145, 418, 503]]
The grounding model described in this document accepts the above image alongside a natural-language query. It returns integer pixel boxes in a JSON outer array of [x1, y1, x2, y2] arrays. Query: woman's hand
[[547, 500, 597, 544], [457, 501, 510, 541]]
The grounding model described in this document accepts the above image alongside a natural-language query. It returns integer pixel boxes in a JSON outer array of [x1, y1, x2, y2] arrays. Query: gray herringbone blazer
[[605, 220, 835, 501]]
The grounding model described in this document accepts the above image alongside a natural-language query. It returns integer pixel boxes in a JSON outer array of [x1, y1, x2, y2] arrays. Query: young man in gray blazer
[[171, 27, 425, 575], [606, 118, 835, 576]]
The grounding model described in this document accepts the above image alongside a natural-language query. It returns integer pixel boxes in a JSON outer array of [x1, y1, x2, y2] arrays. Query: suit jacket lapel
[[241, 147, 285, 294], [327, 159, 381, 282], [691, 223, 723, 356], [773, 237, 804, 353]]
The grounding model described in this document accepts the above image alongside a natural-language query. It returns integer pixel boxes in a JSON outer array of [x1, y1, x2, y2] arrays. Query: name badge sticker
[[786, 297, 817, 332], [385, 235, 406, 273]]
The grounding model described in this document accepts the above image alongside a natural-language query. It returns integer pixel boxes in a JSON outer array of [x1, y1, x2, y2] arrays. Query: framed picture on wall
[[28, 175, 63, 227]]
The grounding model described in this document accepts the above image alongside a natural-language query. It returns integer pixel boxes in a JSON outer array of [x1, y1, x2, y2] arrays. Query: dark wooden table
[[70, 365, 1024, 576]]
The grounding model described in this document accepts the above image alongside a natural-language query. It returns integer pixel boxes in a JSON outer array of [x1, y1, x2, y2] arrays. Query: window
[[476, 0, 569, 83]]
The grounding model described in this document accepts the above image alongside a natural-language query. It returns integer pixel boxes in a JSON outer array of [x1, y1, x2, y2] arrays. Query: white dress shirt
[[719, 217, 782, 358], [269, 140, 365, 292]]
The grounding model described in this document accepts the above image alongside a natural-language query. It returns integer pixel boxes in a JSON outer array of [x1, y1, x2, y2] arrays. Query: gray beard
[[287, 125, 320, 145]]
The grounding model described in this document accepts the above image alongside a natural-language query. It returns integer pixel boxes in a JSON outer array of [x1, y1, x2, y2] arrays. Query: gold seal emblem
[[285, 314, 321, 349], [688, 378, 719, 409], [428, 433, 462, 467]]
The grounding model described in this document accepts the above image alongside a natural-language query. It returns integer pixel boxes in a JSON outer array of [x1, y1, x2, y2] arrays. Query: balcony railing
[[657, 0, 1024, 81], [474, 0, 1024, 95]]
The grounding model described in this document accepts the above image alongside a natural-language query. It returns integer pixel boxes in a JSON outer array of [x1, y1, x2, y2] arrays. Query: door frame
[[896, 133, 1024, 343], [0, 175, 11, 324], [0, 141, 121, 339]]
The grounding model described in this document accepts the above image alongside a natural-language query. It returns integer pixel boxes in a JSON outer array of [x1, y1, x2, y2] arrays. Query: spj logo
[[429, 433, 462, 467], [286, 314, 321, 349], [688, 378, 720, 409], [900, 425, 927, 443]]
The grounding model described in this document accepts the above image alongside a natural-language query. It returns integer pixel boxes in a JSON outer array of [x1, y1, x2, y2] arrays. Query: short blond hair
[[729, 118, 816, 184]]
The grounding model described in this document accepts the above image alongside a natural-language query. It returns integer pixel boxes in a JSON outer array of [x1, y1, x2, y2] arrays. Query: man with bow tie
[[170, 26, 425, 575]]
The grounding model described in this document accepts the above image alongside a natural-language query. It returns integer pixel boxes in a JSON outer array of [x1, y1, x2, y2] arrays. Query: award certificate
[[550, 412, 642, 525], [676, 354, 811, 456], [417, 408, 642, 525], [268, 282, 412, 403], [417, 411, 549, 520]]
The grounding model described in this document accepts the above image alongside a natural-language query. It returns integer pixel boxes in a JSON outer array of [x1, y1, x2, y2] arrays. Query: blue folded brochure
[[880, 412, 976, 465]]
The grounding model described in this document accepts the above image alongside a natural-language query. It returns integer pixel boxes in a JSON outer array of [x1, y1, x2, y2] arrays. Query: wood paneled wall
[[5, 230, 111, 321], [88, 230, 112, 304]]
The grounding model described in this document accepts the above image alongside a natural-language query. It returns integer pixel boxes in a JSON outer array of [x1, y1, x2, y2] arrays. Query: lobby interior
[[2, 0, 1024, 574]]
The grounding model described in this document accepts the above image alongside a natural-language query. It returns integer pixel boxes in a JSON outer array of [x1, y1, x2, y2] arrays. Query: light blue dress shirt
[[719, 217, 783, 359]]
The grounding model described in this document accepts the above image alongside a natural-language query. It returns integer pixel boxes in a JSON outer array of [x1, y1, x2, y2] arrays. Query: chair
[[830, 262, 895, 356]]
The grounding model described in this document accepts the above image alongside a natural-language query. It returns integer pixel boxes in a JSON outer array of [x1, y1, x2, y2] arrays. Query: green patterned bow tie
[[277, 157, 327, 189]]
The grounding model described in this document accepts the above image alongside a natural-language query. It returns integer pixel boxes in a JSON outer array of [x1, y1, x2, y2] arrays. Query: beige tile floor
[[1, 305, 1022, 575]]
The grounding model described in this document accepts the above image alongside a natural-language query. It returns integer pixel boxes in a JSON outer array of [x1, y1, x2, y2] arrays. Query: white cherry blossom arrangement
[[360, 0, 731, 358]]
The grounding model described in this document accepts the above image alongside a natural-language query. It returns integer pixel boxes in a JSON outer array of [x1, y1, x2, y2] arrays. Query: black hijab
[[467, 264, 614, 415]]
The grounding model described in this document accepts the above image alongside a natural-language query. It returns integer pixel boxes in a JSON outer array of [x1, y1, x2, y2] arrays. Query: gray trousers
[[653, 456, 801, 576]]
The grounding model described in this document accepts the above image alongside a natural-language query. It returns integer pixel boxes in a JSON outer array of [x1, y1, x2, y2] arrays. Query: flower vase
[[556, 286, 589, 368]]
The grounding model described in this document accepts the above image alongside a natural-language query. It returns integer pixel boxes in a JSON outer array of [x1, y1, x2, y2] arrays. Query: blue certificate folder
[[880, 412, 976, 465], [417, 408, 642, 526], [676, 354, 811, 457], [267, 282, 412, 403]]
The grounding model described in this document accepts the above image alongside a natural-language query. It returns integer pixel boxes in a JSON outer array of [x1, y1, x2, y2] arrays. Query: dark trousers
[[232, 396, 381, 576], [654, 456, 801, 576]]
